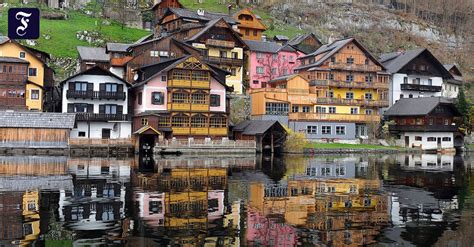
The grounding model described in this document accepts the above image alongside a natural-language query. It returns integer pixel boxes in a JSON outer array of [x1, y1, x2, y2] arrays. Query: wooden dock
[[155, 139, 257, 155]]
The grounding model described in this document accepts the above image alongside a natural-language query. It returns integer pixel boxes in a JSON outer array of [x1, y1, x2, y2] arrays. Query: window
[[271, 68, 277, 74], [220, 51, 227, 58], [150, 51, 159, 57], [151, 92, 164, 105], [256, 52, 263, 59], [245, 29, 250, 36], [28, 68, 37, 76], [346, 57, 354, 64], [172, 115, 189, 127], [210, 94, 220, 107], [403, 77, 408, 84], [412, 78, 420, 84], [161, 75, 167, 81], [138, 92, 142, 105], [302, 106, 310, 112], [191, 114, 207, 127], [19, 52, 26, 58], [329, 107, 336, 114], [105, 83, 118, 92], [400, 94, 404, 98], [328, 91, 334, 98], [427, 137, 437, 142], [172, 92, 189, 103], [265, 103, 289, 115], [346, 92, 354, 99], [283, 68, 288, 75], [328, 73, 334, 80], [428, 79, 433, 85], [365, 75, 373, 83], [292, 106, 299, 112], [210, 115, 226, 127], [282, 55, 286, 61], [74, 82, 88, 91], [253, 80, 259, 84], [316, 106, 326, 113], [444, 119, 449, 125], [172, 70, 191, 80], [415, 136, 422, 141], [253, 30, 258, 36], [272, 54, 278, 60], [104, 105, 117, 114], [141, 118, 148, 126], [307, 126, 317, 134], [322, 126, 331, 135], [408, 94, 413, 98], [346, 74, 353, 82], [159, 51, 169, 57], [350, 108, 358, 114], [429, 118, 434, 125], [78, 132, 86, 137], [68, 103, 91, 113], [31, 89, 39, 100], [289, 56, 294, 62], [336, 126, 346, 135], [191, 70, 210, 81], [256, 66, 264, 74], [364, 58, 369, 65], [442, 137, 451, 142], [365, 93, 372, 100], [231, 52, 238, 59], [330, 56, 335, 63], [230, 68, 237, 76], [191, 93, 207, 104]]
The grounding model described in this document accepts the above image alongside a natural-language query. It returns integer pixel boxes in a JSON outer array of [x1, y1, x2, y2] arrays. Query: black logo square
[[8, 8, 40, 40]]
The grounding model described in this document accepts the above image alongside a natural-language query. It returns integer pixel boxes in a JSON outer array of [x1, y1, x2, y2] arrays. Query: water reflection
[[0, 153, 471, 246]]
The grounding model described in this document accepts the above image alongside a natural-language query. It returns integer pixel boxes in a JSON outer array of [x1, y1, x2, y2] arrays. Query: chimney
[[227, 4, 233, 16], [262, 35, 267, 42]]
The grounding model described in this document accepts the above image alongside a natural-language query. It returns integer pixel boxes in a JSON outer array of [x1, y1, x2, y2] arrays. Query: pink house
[[245, 40, 303, 89]]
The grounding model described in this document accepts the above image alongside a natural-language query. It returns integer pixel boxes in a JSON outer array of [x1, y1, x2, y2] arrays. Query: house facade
[[61, 66, 132, 139], [234, 8, 267, 41], [0, 57, 29, 110], [0, 36, 53, 111], [287, 33, 322, 55], [379, 48, 454, 106], [385, 97, 462, 151], [132, 55, 230, 140], [245, 40, 302, 89], [293, 38, 389, 140], [443, 64, 463, 98]]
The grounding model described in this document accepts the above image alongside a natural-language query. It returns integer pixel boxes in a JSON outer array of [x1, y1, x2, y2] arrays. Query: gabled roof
[[379, 48, 452, 78], [384, 97, 461, 117], [444, 64, 463, 76], [0, 56, 30, 64], [151, 0, 183, 10], [244, 40, 296, 53], [234, 8, 267, 30], [77, 46, 109, 62], [128, 36, 165, 50], [297, 38, 385, 71], [273, 35, 289, 42], [59, 65, 131, 86], [186, 18, 247, 49], [0, 111, 76, 129], [161, 7, 237, 25], [0, 36, 49, 64], [233, 120, 286, 135], [268, 74, 305, 84], [134, 34, 154, 44], [133, 125, 162, 135], [0, 36, 9, 45], [287, 33, 322, 47], [106, 43, 131, 53]]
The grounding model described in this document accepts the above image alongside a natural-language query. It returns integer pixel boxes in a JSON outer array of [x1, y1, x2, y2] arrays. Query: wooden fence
[[68, 138, 135, 146], [157, 139, 256, 148]]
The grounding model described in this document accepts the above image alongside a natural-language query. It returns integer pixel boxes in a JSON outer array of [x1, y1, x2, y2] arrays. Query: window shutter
[[69, 82, 74, 91], [118, 84, 123, 92], [87, 83, 93, 91], [67, 103, 74, 113], [99, 83, 106, 92], [87, 104, 93, 113], [117, 105, 123, 114], [99, 105, 105, 114]]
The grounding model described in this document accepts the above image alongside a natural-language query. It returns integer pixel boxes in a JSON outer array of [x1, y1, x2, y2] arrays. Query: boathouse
[[0, 111, 76, 148], [233, 120, 287, 153]]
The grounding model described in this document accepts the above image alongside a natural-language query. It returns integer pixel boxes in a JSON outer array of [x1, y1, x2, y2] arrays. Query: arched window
[[400, 94, 404, 98], [409, 94, 413, 98], [209, 115, 226, 128], [191, 114, 207, 128], [171, 114, 189, 127]]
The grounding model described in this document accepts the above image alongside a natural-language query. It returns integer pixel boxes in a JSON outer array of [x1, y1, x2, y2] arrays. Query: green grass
[[0, 8, 149, 58], [306, 143, 401, 150], [180, 0, 230, 13]]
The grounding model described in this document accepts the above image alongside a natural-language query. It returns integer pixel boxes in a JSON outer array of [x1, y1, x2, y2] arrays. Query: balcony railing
[[66, 90, 126, 100], [201, 55, 243, 66], [0, 74, 27, 82], [0, 97, 26, 108], [316, 98, 389, 107], [329, 63, 380, 72], [289, 112, 381, 122], [400, 84, 442, 92], [310, 79, 389, 89], [75, 113, 131, 121], [206, 39, 235, 49], [389, 125, 459, 132]]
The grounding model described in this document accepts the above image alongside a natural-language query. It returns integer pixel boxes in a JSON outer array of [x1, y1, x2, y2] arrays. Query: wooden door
[[102, 129, 111, 139]]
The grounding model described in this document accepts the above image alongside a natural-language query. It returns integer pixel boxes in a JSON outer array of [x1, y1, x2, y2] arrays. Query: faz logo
[[8, 8, 40, 39]]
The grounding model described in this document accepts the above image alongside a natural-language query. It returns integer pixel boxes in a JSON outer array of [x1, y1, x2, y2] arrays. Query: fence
[[157, 139, 256, 148], [68, 138, 134, 146]]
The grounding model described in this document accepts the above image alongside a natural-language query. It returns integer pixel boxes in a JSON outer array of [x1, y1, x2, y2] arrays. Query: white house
[[385, 97, 463, 151], [443, 64, 463, 98], [61, 66, 132, 139], [379, 48, 454, 106]]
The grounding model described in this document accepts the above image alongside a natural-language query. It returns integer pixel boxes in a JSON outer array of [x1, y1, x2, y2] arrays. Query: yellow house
[[0, 37, 51, 111], [234, 8, 267, 41]]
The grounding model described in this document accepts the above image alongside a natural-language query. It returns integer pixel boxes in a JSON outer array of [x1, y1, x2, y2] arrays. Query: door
[[437, 137, 442, 149], [405, 136, 410, 147], [102, 129, 111, 139]]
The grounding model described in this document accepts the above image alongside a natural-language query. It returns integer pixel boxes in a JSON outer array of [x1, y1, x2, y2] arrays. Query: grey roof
[[0, 56, 29, 64], [268, 74, 299, 83], [77, 46, 109, 62], [134, 34, 154, 44], [233, 120, 285, 135], [444, 64, 456, 71], [244, 40, 295, 53], [384, 97, 459, 117], [167, 7, 237, 25], [0, 36, 9, 45], [106, 43, 131, 53], [274, 35, 289, 41], [0, 111, 76, 129], [379, 48, 425, 74], [288, 33, 310, 46]]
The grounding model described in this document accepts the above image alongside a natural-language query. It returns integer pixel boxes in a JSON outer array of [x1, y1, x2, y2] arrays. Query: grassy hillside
[[0, 8, 149, 58]]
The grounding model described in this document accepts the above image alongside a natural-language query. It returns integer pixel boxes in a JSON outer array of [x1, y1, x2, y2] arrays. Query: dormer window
[[19, 52, 26, 59], [346, 57, 354, 64], [330, 56, 336, 63]]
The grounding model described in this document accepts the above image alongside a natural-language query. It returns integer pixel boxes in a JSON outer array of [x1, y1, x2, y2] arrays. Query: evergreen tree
[[456, 88, 470, 131]]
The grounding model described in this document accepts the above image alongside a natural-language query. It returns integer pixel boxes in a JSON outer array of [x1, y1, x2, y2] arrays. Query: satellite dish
[[133, 73, 139, 81]]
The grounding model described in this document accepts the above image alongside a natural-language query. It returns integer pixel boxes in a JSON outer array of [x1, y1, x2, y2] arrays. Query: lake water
[[0, 153, 473, 246]]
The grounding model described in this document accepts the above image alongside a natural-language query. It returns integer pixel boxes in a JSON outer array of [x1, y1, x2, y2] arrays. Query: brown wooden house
[[234, 8, 267, 41], [287, 33, 323, 54], [150, 0, 184, 35], [233, 120, 287, 153], [0, 57, 29, 110]]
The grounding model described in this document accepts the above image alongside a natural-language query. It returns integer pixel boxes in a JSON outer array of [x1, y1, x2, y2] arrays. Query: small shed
[[0, 111, 76, 148], [233, 120, 287, 153]]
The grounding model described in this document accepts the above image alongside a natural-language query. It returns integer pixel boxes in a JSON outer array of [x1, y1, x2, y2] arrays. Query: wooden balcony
[[191, 104, 209, 112], [0, 97, 26, 109], [400, 84, 442, 92], [0, 74, 27, 83], [310, 79, 389, 89], [66, 90, 126, 100], [289, 112, 381, 122], [167, 80, 210, 89], [329, 63, 380, 72], [209, 127, 227, 136], [75, 113, 131, 121], [205, 39, 235, 49], [167, 103, 191, 111], [389, 125, 459, 132], [316, 98, 389, 107], [201, 55, 243, 66]]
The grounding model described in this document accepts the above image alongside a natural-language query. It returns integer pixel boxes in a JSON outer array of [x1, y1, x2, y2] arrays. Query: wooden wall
[[0, 128, 69, 147]]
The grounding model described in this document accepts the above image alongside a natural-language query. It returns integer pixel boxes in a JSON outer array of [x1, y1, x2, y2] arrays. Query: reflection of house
[[246, 208, 298, 246], [385, 97, 462, 150], [395, 154, 454, 171]]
